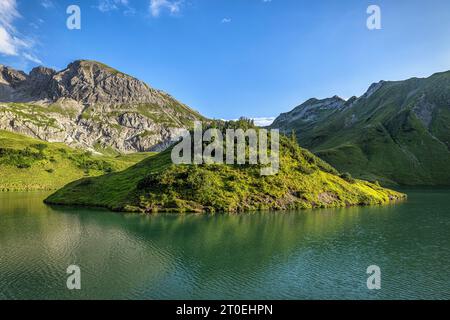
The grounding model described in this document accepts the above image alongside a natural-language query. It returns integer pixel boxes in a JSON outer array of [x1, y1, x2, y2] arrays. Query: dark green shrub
[[137, 174, 161, 190], [77, 178, 93, 187], [297, 164, 315, 175], [340, 172, 355, 183], [32, 144, 48, 153]]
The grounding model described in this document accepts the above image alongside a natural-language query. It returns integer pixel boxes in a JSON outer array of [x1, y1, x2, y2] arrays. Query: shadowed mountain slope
[[271, 71, 450, 186]]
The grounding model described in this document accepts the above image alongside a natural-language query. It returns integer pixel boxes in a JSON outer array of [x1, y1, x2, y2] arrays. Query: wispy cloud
[[0, 0, 20, 33], [0, 0, 24, 56], [41, 0, 54, 9], [221, 18, 231, 24], [150, 0, 182, 17], [0, 27, 18, 56], [96, 0, 132, 13], [0, 0, 41, 64], [22, 53, 42, 64]]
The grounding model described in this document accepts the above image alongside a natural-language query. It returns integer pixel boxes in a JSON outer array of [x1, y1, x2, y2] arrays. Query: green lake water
[[0, 189, 449, 300]]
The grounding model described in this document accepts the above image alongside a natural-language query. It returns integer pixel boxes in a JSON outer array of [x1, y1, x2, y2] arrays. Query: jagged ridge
[[271, 71, 450, 185], [0, 60, 206, 153]]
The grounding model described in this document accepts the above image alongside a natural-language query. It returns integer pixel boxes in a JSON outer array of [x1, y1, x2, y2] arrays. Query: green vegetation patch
[[0, 130, 153, 191], [45, 122, 405, 213], [270, 71, 450, 186]]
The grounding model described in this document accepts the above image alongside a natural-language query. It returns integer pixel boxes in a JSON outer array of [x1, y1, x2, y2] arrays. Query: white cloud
[[252, 117, 276, 127], [0, 0, 41, 64], [221, 18, 231, 24], [0, 0, 21, 56], [0, 0, 20, 32], [150, 0, 182, 17], [96, 0, 130, 13], [0, 27, 17, 55], [41, 0, 54, 9], [226, 117, 276, 127], [22, 53, 42, 64]]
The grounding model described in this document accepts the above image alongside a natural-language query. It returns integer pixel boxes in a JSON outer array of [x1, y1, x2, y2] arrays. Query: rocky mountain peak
[[302, 96, 346, 110], [363, 80, 386, 98], [271, 96, 347, 130], [271, 70, 450, 186], [330, 95, 345, 101], [29, 66, 56, 78], [0, 65, 27, 88], [0, 60, 204, 153], [298, 96, 345, 109], [64, 60, 123, 78], [0, 60, 181, 107], [48, 60, 169, 106]]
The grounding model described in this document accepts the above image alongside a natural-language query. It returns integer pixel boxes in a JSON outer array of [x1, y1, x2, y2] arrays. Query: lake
[[0, 189, 449, 300]]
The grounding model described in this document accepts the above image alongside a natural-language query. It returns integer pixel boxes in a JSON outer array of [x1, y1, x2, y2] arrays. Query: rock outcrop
[[0, 60, 205, 153], [271, 96, 347, 129]]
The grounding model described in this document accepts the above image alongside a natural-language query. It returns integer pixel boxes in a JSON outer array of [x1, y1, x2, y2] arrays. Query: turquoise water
[[0, 189, 449, 300]]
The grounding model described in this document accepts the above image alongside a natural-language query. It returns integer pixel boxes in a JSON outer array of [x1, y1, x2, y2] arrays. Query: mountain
[[271, 71, 450, 186], [0, 130, 153, 191], [45, 122, 405, 213], [0, 60, 205, 153]]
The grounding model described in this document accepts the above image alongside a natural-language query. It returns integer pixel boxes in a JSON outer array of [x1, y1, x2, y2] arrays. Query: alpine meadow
[[1, 0, 450, 303]]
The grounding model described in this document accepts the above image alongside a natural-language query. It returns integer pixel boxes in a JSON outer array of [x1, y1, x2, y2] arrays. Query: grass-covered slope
[[45, 134, 405, 213], [0, 130, 153, 191], [271, 71, 450, 186]]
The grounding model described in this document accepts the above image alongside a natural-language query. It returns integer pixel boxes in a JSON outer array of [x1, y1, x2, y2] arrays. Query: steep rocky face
[[0, 60, 205, 153], [271, 96, 347, 130], [271, 71, 450, 186], [0, 65, 27, 101], [48, 61, 178, 106]]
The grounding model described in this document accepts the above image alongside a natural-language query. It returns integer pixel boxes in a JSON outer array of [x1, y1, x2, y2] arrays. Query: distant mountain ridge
[[0, 60, 205, 153], [271, 71, 450, 186]]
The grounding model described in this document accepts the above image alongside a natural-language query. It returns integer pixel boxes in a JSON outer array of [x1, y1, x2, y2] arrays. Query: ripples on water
[[0, 190, 449, 300]]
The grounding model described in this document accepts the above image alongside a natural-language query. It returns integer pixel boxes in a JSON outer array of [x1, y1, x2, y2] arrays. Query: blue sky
[[1, 0, 450, 122]]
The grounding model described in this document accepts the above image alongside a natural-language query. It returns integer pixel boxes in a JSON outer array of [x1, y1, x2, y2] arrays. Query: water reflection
[[1, 191, 449, 299]]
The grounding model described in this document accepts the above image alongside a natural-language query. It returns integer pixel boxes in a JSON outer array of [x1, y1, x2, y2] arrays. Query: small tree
[[33, 144, 48, 153], [340, 172, 355, 183], [290, 129, 297, 144]]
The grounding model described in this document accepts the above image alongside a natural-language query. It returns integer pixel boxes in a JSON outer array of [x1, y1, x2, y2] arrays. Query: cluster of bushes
[[340, 172, 356, 183], [132, 125, 361, 213], [296, 164, 315, 175], [137, 173, 160, 190], [68, 151, 115, 174], [138, 165, 220, 199], [136, 163, 245, 212], [0, 139, 119, 176], [0, 144, 48, 169], [301, 149, 338, 175], [279, 134, 338, 175]]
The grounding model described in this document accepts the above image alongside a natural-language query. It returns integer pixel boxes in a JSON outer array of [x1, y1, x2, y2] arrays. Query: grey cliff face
[[0, 60, 204, 153], [271, 95, 347, 131]]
